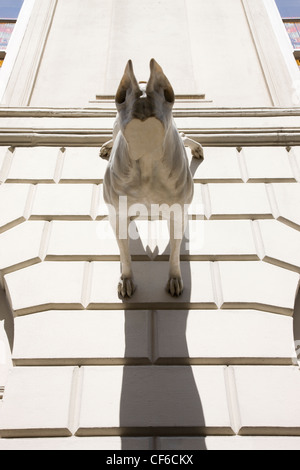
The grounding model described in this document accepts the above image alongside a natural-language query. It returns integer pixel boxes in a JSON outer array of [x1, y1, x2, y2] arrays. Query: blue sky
[[0, 0, 23, 19], [276, 0, 300, 18]]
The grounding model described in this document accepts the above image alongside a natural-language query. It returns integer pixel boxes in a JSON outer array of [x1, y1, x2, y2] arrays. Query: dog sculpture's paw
[[167, 277, 184, 297], [99, 145, 112, 161], [118, 277, 136, 299], [191, 145, 204, 161]]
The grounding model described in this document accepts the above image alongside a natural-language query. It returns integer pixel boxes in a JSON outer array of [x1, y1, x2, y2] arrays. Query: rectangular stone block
[[46, 221, 119, 260], [189, 147, 243, 182], [273, 183, 300, 229], [231, 366, 300, 435], [185, 220, 257, 260], [292, 147, 300, 180], [257, 220, 300, 272], [0, 221, 46, 272], [88, 261, 217, 309], [13, 310, 152, 365], [76, 366, 233, 435], [0, 317, 12, 390], [219, 261, 299, 315], [189, 183, 205, 218], [60, 147, 107, 182], [96, 184, 205, 220], [96, 184, 109, 219], [0, 146, 9, 182], [0, 367, 75, 438], [4, 262, 86, 315], [0, 437, 152, 450], [242, 147, 295, 182], [30, 184, 95, 220], [6, 147, 60, 183], [1, 435, 300, 450], [45, 220, 257, 262], [208, 183, 272, 219], [154, 310, 294, 365], [0, 184, 30, 232], [158, 436, 300, 451]]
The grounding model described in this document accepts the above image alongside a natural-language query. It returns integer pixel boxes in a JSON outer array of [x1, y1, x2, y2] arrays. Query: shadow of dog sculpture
[[101, 59, 203, 298]]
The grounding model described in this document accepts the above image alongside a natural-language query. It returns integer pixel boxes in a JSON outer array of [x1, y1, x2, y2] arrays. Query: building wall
[[0, 0, 300, 450], [1, 0, 288, 107]]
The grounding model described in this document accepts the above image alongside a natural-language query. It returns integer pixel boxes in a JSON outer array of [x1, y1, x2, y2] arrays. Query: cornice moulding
[[0, 107, 300, 118], [0, 130, 298, 147], [0, 107, 298, 146]]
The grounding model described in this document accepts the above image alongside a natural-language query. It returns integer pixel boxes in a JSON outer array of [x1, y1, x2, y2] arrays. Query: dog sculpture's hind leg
[[167, 211, 188, 296], [112, 211, 135, 298]]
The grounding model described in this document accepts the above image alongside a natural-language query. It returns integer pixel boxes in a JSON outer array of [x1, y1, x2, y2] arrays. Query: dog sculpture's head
[[115, 59, 175, 161]]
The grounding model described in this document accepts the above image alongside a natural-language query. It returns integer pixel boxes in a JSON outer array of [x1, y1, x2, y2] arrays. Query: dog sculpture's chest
[[122, 117, 170, 201], [105, 123, 194, 208], [123, 117, 165, 162], [117, 155, 179, 206]]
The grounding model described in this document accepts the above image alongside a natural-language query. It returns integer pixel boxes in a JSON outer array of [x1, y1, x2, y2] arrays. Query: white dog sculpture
[[101, 59, 203, 298]]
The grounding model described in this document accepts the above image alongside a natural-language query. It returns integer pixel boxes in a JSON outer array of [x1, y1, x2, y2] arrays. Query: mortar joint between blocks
[[91, 185, 101, 220], [224, 366, 241, 436], [236, 147, 249, 183], [210, 261, 223, 309], [201, 184, 212, 220], [251, 220, 265, 261], [39, 221, 53, 261], [0, 147, 15, 183], [23, 184, 37, 220], [150, 310, 157, 365], [81, 261, 93, 309], [265, 183, 280, 220], [68, 366, 84, 436], [53, 147, 67, 184], [288, 148, 300, 182]]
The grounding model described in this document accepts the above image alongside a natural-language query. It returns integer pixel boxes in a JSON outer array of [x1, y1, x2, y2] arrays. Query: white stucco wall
[[0, 0, 300, 451], [27, 0, 273, 107]]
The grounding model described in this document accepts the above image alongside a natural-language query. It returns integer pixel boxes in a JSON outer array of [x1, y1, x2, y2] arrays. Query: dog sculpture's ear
[[146, 59, 175, 104], [115, 60, 141, 105]]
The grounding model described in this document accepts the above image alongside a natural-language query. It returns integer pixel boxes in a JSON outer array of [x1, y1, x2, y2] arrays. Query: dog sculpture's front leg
[[100, 139, 113, 161], [167, 210, 187, 297], [180, 132, 204, 161], [100, 118, 121, 161], [113, 213, 136, 299]]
